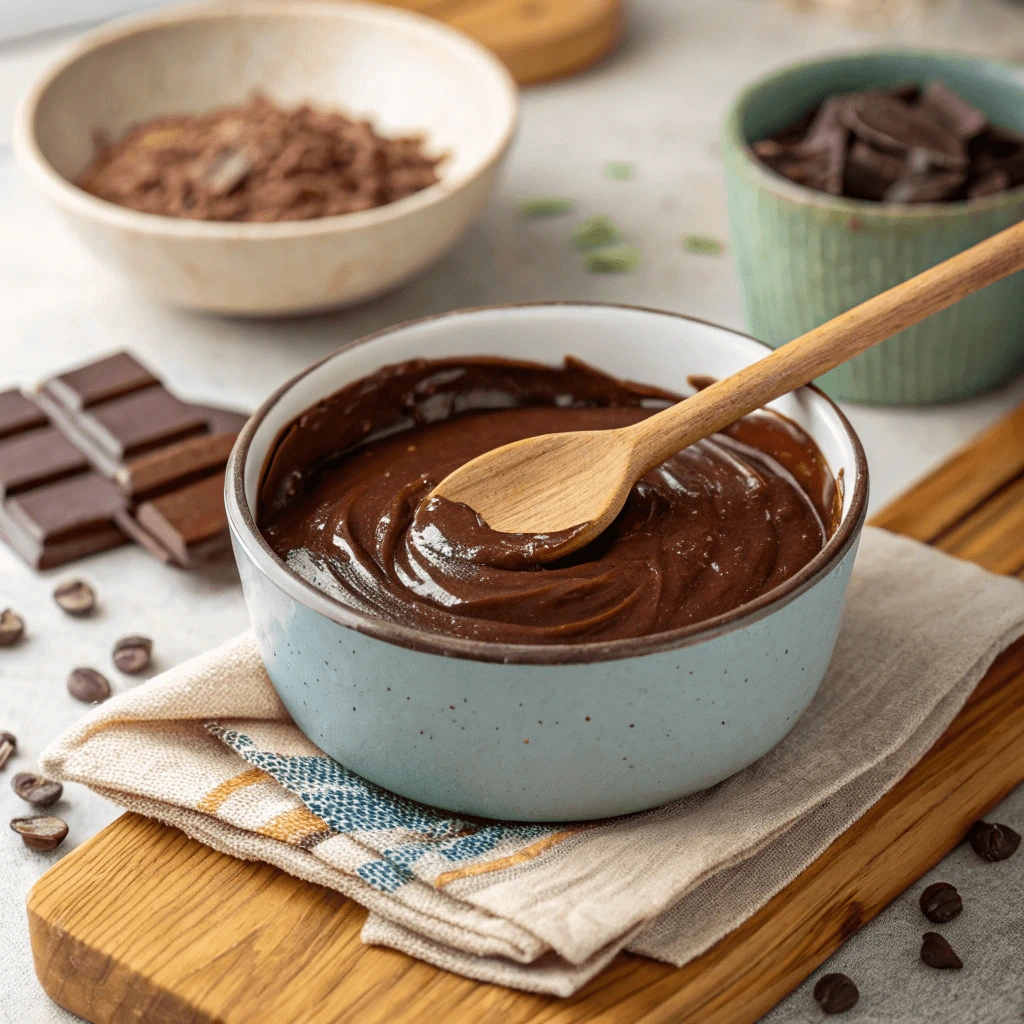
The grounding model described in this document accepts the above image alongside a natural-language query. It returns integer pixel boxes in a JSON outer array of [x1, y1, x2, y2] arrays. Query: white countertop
[[2, 1, 1024, 1020]]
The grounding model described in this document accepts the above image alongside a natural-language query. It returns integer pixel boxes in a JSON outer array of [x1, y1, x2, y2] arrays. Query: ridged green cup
[[722, 50, 1024, 404]]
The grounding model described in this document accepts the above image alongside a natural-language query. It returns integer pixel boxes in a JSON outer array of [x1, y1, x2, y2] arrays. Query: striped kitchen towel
[[41, 527, 1024, 995]]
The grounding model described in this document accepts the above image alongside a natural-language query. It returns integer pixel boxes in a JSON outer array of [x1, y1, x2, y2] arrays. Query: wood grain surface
[[27, 400, 1024, 1024], [313, 0, 623, 85]]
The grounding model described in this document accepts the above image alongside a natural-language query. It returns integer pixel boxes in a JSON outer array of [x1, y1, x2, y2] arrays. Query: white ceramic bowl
[[228, 304, 869, 821], [14, 2, 517, 315]]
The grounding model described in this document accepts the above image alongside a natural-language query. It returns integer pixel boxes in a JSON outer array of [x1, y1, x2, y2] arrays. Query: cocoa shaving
[[78, 94, 443, 222]]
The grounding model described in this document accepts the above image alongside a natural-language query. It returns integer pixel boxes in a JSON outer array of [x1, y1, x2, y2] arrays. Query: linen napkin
[[41, 527, 1024, 996]]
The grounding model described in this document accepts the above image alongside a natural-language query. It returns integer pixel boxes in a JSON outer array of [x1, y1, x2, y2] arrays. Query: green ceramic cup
[[722, 50, 1024, 404]]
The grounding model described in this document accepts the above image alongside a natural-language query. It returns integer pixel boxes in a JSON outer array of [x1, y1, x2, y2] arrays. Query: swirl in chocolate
[[258, 359, 837, 645]]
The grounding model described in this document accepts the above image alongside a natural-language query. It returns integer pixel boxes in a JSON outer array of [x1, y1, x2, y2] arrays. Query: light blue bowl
[[227, 304, 867, 821], [723, 50, 1024, 404]]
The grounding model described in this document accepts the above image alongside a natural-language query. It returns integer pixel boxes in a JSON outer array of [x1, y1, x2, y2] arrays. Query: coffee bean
[[919, 882, 963, 923], [68, 667, 111, 703], [0, 608, 25, 647], [969, 820, 1021, 862], [812, 973, 859, 1014], [53, 579, 96, 616], [10, 815, 68, 851], [112, 635, 152, 674], [0, 731, 15, 770], [12, 772, 62, 807], [921, 932, 962, 969]]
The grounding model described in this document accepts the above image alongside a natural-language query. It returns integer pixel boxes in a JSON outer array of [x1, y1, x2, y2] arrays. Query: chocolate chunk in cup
[[112, 635, 152, 674], [53, 579, 96, 616], [921, 932, 963, 969], [10, 815, 68, 851], [11, 772, 63, 807], [919, 881, 962, 923], [812, 973, 859, 1014], [969, 820, 1021, 861], [0, 609, 25, 646], [68, 666, 111, 703], [0, 731, 16, 770]]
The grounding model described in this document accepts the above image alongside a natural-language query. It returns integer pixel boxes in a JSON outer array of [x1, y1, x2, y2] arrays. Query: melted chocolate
[[259, 359, 838, 645]]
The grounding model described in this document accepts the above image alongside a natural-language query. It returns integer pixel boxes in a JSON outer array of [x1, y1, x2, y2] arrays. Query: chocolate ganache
[[258, 358, 839, 645]]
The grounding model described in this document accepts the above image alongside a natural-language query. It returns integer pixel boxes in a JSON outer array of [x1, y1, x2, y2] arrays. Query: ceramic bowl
[[227, 303, 868, 821], [14, 2, 517, 316], [723, 50, 1024, 405]]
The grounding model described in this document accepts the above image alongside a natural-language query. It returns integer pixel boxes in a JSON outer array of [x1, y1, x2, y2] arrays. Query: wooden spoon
[[431, 218, 1024, 561]]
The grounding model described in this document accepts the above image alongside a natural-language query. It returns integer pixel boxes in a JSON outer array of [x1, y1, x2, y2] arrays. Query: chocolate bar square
[[0, 472, 127, 569], [0, 390, 47, 439], [75, 387, 208, 460], [0, 426, 89, 496], [42, 352, 158, 410], [135, 471, 229, 567]]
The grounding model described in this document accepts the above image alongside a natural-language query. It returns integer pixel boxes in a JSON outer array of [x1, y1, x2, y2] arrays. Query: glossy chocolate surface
[[259, 359, 838, 644]]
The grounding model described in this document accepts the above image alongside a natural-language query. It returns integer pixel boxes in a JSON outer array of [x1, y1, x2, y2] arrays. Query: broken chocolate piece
[[844, 140, 907, 201], [0, 426, 88, 496], [921, 80, 987, 140], [841, 91, 966, 170], [968, 168, 1012, 198], [135, 471, 229, 567], [0, 391, 47, 440], [75, 387, 208, 461], [41, 352, 158, 411]]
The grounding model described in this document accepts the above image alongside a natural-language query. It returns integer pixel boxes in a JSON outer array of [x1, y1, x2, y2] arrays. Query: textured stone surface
[[2, 0, 1024, 1020]]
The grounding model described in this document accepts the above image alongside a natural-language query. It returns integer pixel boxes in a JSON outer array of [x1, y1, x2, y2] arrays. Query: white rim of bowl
[[227, 302, 870, 666], [13, 0, 519, 239]]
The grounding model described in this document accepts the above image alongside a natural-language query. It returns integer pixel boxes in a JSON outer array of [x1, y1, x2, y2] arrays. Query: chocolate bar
[[0, 352, 246, 571]]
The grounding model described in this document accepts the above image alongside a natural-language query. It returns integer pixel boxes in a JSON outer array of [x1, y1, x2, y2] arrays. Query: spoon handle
[[629, 217, 1024, 474]]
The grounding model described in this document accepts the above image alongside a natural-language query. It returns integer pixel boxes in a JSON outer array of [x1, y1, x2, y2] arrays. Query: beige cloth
[[41, 527, 1024, 996]]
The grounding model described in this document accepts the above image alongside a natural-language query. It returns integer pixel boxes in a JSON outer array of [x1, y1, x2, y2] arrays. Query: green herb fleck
[[584, 243, 642, 273], [681, 234, 726, 256], [519, 196, 576, 218], [573, 214, 623, 250], [605, 161, 634, 181]]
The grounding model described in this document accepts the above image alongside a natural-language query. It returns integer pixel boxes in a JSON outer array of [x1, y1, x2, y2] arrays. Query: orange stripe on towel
[[258, 807, 332, 849], [197, 767, 271, 813], [433, 828, 583, 889]]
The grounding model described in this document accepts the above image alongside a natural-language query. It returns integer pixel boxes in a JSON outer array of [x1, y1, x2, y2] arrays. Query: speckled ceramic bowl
[[723, 50, 1024, 405], [14, 2, 517, 315], [226, 304, 868, 821]]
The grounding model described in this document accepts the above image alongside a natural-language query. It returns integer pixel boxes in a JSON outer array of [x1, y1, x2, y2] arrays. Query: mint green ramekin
[[722, 50, 1024, 404]]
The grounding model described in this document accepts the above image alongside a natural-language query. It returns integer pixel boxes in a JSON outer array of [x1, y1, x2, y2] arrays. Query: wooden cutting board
[[27, 402, 1024, 1024], [315, 0, 623, 85]]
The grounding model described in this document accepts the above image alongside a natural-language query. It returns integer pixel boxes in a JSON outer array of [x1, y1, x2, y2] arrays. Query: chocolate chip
[[969, 820, 1021, 862], [112, 635, 152, 674], [11, 772, 63, 807], [10, 815, 68, 851], [68, 667, 111, 703], [0, 731, 16, 770], [53, 579, 96, 616], [812, 973, 859, 1014], [0, 608, 25, 646], [921, 932, 962, 969], [919, 882, 963, 923]]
